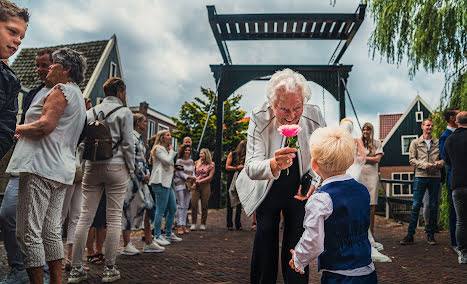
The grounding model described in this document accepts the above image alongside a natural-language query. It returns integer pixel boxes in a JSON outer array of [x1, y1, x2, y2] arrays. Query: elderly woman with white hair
[[6, 47, 87, 284], [236, 68, 326, 283]]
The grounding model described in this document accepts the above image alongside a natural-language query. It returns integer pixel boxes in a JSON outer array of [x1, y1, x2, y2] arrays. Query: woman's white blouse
[[148, 145, 177, 188], [7, 82, 86, 185]]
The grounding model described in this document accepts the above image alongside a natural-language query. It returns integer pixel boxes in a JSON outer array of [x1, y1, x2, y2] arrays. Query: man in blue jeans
[[400, 118, 444, 246], [0, 48, 53, 284]]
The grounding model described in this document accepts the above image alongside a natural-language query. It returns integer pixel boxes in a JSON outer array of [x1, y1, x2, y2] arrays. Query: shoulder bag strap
[[104, 106, 124, 120], [103, 105, 125, 151]]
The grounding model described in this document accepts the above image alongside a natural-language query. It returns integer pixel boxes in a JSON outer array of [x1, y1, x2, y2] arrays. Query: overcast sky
[[12, 0, 444, 137]]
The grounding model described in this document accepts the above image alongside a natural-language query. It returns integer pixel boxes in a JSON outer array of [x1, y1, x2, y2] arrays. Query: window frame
[[157, 123, 169, 132], [391, 172, 414, 197], [401, 135, 418, 155], [109, 62, 117, 78], [147, 119, 156, 139], [415, 111, 423, 122]]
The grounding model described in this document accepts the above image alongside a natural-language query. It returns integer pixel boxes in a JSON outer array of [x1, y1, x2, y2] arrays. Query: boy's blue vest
[[316, 179, 372, 271]]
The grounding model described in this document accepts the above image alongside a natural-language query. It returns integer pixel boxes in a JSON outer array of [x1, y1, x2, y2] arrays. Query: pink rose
[[278, 124, 302, 137]]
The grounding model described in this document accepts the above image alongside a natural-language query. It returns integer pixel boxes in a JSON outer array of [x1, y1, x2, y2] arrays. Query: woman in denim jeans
[[148, 130, 183, 246]]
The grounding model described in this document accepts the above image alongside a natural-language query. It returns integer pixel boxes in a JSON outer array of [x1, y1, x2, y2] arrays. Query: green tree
[[171, 87, 248, 154], [368, 0, 466, 104], [368, 0, 466, 229]]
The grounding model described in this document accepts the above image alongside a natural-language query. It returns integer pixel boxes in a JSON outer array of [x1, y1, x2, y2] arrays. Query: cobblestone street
[[1, 209, 466, 283]]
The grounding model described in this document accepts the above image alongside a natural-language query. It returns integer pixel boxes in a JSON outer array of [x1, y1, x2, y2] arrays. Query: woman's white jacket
[[149, 145, 177, 188], [236, 102, 326, 216]]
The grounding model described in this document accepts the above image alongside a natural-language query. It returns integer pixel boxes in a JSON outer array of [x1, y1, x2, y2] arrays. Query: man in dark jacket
[[438, 107, 460, 253], [444, 111, 467, 264]]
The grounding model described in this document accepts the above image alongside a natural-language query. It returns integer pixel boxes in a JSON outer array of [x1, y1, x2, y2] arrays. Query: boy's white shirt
[[293, 174, 375, 276]]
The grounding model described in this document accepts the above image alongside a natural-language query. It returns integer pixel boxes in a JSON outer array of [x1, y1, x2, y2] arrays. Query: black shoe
[[427, 234, 437, 245], [400, 235, 414, 245]]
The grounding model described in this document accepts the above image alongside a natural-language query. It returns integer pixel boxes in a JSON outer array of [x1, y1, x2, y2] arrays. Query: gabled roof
[[10, 35, 120, 95], [381, 95, 433, 147], [379, 114, 402, 140]]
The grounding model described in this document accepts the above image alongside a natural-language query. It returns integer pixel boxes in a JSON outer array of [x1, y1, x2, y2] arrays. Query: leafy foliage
[[171, 87, 248, 154], [368, 0, 466, 78], [368, 0, 466, 229]]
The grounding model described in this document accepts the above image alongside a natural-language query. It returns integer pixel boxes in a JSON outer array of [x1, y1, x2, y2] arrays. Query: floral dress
[[122, 130, 154, 230]]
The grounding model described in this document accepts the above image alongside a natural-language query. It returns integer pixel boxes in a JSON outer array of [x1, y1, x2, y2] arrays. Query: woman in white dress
[[340, 119, 391, 262], [339, 118, 366, 182]]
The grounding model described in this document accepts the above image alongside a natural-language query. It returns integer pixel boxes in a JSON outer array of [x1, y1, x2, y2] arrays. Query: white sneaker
[[459, 254, 467, 264], [200, 224, 206, 231], [102, 266, 120, 282], [143, 241, 165, 253], [190, 224, 197, 231], [165, 233, 182, 242], [120, 242, 140, 255], [67, 267, 87, 283], [154, 235, 171, 246]]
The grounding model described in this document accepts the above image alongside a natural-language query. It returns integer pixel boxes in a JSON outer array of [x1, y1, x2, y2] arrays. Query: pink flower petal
[[277, 124, 302, 137]]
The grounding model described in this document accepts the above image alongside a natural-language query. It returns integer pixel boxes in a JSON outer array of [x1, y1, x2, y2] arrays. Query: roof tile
[[379, 114, 402, 140], [11, 39, 109, 91]]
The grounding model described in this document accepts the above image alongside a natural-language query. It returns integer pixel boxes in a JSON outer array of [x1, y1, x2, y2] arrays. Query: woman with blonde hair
[[339, 118, 366, 182], [360, 122, 383, 234], [148, 130, 182, 246], [190, 148, 215, 231]]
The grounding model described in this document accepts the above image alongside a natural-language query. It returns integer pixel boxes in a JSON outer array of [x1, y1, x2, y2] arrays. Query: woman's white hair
[[266, 68, 311, 105]]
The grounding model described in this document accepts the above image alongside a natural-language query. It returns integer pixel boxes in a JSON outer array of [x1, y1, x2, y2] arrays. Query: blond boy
[[0, 0, 28, 159], [289, 127, 377, 283]]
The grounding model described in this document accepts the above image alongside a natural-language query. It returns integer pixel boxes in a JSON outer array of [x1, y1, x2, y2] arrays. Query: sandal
[[251, 222, 257, 230], [183, 226, 190, 234], [89, 253, 105, 264], [87, 254, 97, 263], [177, 227, 185, 235], [227, 227, 233, 231]]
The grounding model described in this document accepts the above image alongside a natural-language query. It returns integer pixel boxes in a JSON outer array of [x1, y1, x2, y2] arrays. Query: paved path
[[1, 209, 466, 283]]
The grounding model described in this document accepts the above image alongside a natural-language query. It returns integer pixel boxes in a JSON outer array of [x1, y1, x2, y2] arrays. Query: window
[[392, 172, 414, 196], [147, 120, 155, 138], [401, 135, 418, 155], [415, 111, 423, 122], [109, 62, 117, 78], [172, 137, 178, 151], [158, 124, 169, 132]]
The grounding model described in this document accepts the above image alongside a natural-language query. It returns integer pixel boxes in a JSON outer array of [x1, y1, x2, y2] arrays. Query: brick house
[[378, 95, 433, 199], [130, 102, 178, 150]]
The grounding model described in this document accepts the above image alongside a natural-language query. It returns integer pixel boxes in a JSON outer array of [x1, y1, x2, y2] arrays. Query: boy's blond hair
[[309, 127, 355, 173]]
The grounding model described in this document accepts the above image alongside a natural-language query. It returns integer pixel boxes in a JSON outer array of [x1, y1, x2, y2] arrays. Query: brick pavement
[[1, 210, 466, 283]]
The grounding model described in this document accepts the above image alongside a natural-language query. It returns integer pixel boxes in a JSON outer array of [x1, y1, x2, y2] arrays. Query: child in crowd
[[289, 127, 377, 283], [0, 0, 28, 160]]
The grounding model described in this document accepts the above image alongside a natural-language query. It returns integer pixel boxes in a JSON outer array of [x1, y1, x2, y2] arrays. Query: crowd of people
[[0, 2, 219, 283], [0, 1, 466, 284]]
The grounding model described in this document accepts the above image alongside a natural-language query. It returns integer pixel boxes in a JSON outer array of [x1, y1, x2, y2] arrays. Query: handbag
[[228, 171, 241, 207]]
